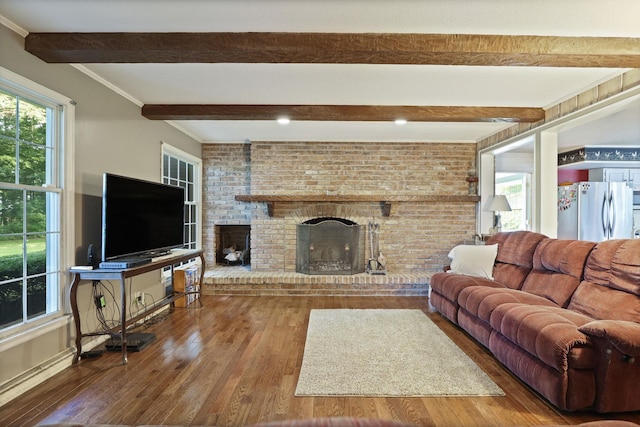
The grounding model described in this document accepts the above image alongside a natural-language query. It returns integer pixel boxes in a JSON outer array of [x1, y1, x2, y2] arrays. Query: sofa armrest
[[579, 320, 640, 357], [578, 320, 640, 412]]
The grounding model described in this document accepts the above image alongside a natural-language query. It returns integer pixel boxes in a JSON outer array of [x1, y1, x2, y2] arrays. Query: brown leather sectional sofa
[[430, 231, 640, 413]]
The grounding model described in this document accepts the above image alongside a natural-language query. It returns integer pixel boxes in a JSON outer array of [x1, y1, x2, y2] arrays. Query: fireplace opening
[[296, 217, 364, 275], [215, 225, 250, 266]]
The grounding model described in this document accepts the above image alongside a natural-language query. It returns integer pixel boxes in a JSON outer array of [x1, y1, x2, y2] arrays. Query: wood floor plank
[[1, 295, 639, 427]]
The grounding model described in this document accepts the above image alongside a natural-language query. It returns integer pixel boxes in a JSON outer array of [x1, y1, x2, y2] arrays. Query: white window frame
[[161, 142, 201, 253], [0, 66, 74, 348]]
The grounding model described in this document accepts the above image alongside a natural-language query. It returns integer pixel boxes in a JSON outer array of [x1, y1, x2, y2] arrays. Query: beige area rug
[[295, 309, 505, 397]]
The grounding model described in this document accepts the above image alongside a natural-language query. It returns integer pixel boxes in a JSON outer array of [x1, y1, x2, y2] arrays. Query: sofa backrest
[[568, 239, 640, 321], [485, 231, 547, 290], [521, 238, 596, 307]]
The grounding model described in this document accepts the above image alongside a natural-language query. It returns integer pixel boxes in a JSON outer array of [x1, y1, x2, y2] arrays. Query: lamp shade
[[487, 195, 512, 212]]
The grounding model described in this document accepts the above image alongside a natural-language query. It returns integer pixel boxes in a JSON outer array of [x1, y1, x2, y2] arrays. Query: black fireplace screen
[[296, 218, 365, 275]]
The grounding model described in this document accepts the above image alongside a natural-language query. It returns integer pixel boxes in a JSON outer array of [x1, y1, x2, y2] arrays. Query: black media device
[[105, 332, 156, 352], [87, 243, 98, 268], [99, 173, 185, 268]]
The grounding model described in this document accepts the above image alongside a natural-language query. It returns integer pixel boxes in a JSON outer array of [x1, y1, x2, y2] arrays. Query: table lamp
[[487, 194, 512, 232]]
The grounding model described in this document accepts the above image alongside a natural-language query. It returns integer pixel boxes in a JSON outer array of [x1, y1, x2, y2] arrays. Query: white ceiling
[[1, 0, 639, 145]]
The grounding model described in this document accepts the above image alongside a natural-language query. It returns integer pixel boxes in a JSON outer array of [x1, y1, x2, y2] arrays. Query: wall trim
[[0, 334, 109, 407], [0, 347, 74, 407]]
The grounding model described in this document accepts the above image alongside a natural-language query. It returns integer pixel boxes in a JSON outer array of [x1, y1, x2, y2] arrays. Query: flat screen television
[[101, 173, 185, 261]]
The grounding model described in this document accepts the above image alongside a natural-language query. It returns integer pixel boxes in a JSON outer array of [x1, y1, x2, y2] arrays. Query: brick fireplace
[[202, 141, 479, 280]]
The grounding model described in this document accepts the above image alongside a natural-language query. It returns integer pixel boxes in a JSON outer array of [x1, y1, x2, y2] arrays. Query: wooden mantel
[[234, 194, 481, 217]]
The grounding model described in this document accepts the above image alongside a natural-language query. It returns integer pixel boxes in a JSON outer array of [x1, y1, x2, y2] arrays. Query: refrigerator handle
[[608, 191, 615, 238], [601, 192, 609, 238]]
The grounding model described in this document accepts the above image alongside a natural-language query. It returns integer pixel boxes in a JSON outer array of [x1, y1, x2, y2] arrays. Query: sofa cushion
[[521, 239, 596, 307], [430, 271, 506, 304], [447, 243, 498, 279], [459, 286, 558, 323], [489, 303, 597, 371], [485, 231, 547, 290], [568, 239, 640, 321]]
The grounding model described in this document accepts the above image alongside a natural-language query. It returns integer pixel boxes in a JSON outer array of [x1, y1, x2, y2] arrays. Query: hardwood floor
[[1, 296, 639, 427]]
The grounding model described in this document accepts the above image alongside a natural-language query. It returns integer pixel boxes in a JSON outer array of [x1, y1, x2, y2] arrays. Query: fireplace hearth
[[296, 217, 365, 275]]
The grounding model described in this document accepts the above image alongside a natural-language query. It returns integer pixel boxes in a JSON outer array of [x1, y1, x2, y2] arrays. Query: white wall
[[0, 23, 201, 399]]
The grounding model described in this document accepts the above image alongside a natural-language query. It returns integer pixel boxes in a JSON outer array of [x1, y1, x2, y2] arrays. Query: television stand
[[69, 249, 205, 365]]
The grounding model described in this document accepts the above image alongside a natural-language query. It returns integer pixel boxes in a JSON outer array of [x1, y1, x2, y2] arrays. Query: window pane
[[0, 90, 17, 139], [0, 138, 17, 183], [170, 157, 178, 179], [19, 142, 47, 186], [187, 183, 194, 202], [179, 160, 187, 181], [163, 155, 169, 180], [26, 191, 46, 233], [0, 188, 23, 235], [26, 275, 47, 320], [17, 98, 47, 146], [0, 280, 22, 328], [27, 234, 46, 276], [187, 163, 194, 182], [0, 235, 23, 281]]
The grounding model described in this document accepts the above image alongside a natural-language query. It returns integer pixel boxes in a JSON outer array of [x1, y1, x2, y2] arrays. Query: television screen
[[102, 173, 185, 261]]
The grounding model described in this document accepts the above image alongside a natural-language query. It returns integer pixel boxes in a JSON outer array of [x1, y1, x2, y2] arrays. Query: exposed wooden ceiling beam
[[141, 104, 545, 123], [25, 32, 640, 67]]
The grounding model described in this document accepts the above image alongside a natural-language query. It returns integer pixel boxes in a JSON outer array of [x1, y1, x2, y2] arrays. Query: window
[[495, 173, 531, 231], [162, 144, 201, 251], [0, 68, 73, 336]]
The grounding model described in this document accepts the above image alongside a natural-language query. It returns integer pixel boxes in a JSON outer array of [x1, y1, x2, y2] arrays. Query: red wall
[[558, 169, 588, 184]]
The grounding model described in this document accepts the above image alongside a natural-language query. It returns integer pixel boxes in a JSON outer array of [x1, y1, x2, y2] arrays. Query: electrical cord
[[91, 280, 119, 337], [92, 278, 171, 339]]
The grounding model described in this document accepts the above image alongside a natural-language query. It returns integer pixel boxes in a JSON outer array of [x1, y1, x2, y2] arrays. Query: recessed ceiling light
[[394, 118, 407, 125], [277, 117, 291, 125]]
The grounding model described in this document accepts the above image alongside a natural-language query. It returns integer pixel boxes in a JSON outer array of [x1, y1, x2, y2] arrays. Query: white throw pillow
[[447, 244, 498, 279]]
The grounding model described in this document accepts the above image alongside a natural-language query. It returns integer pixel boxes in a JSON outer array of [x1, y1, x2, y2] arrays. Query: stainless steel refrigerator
[[558, 182, 634, 241]]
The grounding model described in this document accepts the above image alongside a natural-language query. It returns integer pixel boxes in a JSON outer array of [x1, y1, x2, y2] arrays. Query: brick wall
[[202, 141, 478, 273], [202, 143, 252, 265]]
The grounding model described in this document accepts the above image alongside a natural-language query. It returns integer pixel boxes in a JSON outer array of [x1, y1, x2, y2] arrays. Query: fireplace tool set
[[367, 221, 387, 275]]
